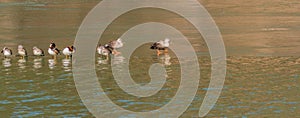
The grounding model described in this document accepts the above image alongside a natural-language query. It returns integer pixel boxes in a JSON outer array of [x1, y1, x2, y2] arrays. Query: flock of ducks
[[1, 43, 76, 60], [97, 38, 171, 58], [97, 38, 124, 59], [1, 38, 171, 60]]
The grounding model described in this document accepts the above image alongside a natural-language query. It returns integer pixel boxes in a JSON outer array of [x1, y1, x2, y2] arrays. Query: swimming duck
[[17, 45, 27, 59], [150, 38, 170, 56], [48, 42, 60, 59], [107, 38, 123, 55], [1, 47, 12, 58], [97, 44, 111, 59], [33, 46, 44, 56], [62, 46, 75, 59]]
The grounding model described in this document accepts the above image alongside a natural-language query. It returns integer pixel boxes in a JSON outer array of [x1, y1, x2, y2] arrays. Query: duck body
[[33, 46, 44, 56], [108, 38, 123, 49], [1, 47, 12, 57], [106, 38, 123, 55], [150, 38, 170, 56], [48, 42, 60, 58], [150, 38, 170, 50], [63, 46, 75, 56], [48, 47, 60, 55], [18, 45, 27, 58], [97, 44, 111, 58]]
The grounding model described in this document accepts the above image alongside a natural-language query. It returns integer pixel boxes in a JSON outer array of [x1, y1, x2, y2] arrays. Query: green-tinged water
[[0, 55, 299, 117], [0, 0, 299, 117]]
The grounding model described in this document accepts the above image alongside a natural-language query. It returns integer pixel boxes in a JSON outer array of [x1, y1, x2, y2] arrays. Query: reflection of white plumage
[[162, 53, 171, 66], [62, 58, 72, 72], [150, 38, 170, 56], [111, 55, 125, 65], [18, 45, 27, 59], [48, 59, 57, 70], [33, 58, 42, 69], [18, 58, 26, 69], [33, 46, 44, 56], [62, 46, 75, 59], [2, 58, 11, 67]]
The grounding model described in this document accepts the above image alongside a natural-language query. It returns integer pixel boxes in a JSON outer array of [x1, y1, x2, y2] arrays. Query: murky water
[[0, 0, 299, 117]]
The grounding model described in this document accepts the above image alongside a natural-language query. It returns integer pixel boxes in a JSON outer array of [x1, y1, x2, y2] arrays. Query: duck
[[97, 44, 111, 59], [150, 38, 170, 56], [1, 47, 12, 58], [48, 42, 60, 59], [17, 45, 27, 59], [107, 38, 123, 55], [62, 46, 75, 59], [33, 46, 44, 56]]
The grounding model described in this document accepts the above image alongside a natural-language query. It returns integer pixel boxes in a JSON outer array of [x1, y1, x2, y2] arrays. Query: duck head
[[117, 38, 122, 42], [18, 45, 24, 49], [69, 46, 76, 52], [33, 46, 38, 50], [164, 38, 170, 43], [49, 42, 56, 49], [1, 47, 7, 53], [104, 44, 110, 48]]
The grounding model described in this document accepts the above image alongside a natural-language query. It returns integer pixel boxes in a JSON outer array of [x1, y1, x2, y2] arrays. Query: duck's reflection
[[159, 53, 171, 66], [111, 55, 125, 65], [2, 58, 12, 68], [33, 58, 42, 69], [48, 59, 57, 69], [18, 58, 26, 69], [62, 58, 71, 72], [97, 57, 109, 65]]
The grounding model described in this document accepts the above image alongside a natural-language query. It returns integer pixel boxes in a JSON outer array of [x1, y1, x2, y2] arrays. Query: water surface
[[0, 0, 299, 117]]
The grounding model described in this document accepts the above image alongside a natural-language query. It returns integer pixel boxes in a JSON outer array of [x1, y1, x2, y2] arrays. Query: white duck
[[48, 42, 60, 59], [33, 46, 44, 56], [18, 45, 27, 59], [107, 38, 123, 54], [150, 38, 170, 56], [1, 47, 12, 58], [62, 46, 75, 59], [97, 44, 111, 59]]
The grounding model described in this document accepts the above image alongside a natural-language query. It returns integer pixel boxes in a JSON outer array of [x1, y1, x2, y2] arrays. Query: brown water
[[0, 0, 299, 117]]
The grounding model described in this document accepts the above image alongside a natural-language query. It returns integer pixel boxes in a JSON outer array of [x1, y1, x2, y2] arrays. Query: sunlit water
[[0, 0, 299, 117]]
